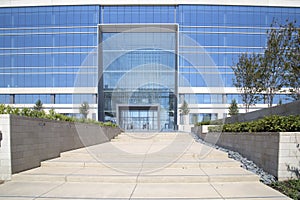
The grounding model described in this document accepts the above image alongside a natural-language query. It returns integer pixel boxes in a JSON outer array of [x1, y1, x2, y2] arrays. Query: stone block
[[279, 143, 295, 150], [278, 149, 290, 157], [281, 136, 293, 143], [0, 159, 12, 167], [278, 157, 300, 165], [277, 170, 298, 180], [289, 149, 300, 157]]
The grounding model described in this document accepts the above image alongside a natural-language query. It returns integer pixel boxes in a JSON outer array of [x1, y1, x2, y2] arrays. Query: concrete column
[[9, 94, 15, 104], [51, 94, 55, 104], [0, 115, 11, 181]]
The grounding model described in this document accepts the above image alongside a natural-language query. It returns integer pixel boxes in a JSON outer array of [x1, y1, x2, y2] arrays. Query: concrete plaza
[[0, 132, 290, 199]]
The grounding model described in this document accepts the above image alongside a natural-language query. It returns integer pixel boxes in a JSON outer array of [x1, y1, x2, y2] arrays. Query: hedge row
[[207, 115, 300, 132], [0, 104, 118, 128], [196, 119, 223, 126]]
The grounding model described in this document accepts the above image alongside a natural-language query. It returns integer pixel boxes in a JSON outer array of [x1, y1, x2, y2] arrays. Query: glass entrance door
[[119, 106, 159, 131]]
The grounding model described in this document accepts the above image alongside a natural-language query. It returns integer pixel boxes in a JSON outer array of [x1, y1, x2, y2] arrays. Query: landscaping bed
[[0, 104, 117, 127], [207, 115, 300, 132], [270, 179, 300, 200], [194, 115, 300, 182]]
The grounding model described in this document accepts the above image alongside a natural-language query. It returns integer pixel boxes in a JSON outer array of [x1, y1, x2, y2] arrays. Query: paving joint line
[[198, 153, 225, 200], [31, 159, 85, 199], [33, 181, 66, 200], [128, 135, 156, 200], [63, 166, 85, 182]]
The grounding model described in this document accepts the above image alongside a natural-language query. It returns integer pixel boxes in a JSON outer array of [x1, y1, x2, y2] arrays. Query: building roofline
[[0, 0, 300, 8]]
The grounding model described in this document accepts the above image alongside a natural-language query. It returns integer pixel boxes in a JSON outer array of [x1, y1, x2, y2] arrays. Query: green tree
[[233, 19, 300, 108], [283, 21, 300, 100], [179, 100, 190, 115], [259, 20, 300, 105], [33, 99, 43, 111], [232, 53, 261, 112], [228, 99, 239, 116], [259, 20, 290, 107], [192, 114, 198, 125], [179, 100, 190, 124], [79, 102, 89, 119], [288, 65, 300, 101]]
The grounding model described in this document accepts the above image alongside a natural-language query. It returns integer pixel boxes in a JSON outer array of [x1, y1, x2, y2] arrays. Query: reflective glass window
[[0, 95, 10, 104]]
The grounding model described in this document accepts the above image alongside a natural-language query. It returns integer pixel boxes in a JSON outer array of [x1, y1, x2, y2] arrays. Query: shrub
[[208, 125, 223, 132], [270, 179, 300, 200], [196, 121, 210, 126], [221, 115, 300, 132], [0, 105, 18, 115], [0, 104, 5, 114], [103, 121, 118, 127], [196, 119, 223, 126], [0, 104, 117, 128], [20, 107, 31, 116]]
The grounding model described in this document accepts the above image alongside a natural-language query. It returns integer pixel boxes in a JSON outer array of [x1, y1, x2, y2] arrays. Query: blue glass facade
[[0, 6, 99, 106], [0, 4, 299, 127], [99, 26, 177, 130]]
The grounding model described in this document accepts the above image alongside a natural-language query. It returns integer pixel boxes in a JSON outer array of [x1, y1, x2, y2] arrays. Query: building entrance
[[118, 106, 159, 131], [98, 24, 178, 130]]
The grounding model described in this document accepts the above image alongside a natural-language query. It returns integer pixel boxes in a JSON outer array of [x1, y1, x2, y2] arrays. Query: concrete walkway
[[0, 132, 290, 200]]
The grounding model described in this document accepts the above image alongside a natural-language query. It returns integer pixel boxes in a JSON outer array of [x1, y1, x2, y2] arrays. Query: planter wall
[[192, 125, 218, 135], [0, 114, 122, 180], [195, 130, 300, 181], [225, 100, 300, 124]]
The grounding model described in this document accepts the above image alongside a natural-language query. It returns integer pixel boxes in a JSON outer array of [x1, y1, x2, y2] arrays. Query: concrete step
[[112, 134, 192, 141], [111, 136, 190, 140], [12, 167, 259, 183], [115, 133, 187, 137], [47, 151, 236, 165], [41, 159, 240, 169], [59, 146, 230, 160], [11, 132, 261, 188], [110, 137, 190, 143], [12, 174, 259, 183], [4, 132, 289, 200], [59, 152, 229, 160]]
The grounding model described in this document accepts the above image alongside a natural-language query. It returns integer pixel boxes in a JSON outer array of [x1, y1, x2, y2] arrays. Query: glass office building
[[0, 1, 299, 130]]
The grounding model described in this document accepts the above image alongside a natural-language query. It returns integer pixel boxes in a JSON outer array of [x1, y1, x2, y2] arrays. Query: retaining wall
[[0, 114, 122, 181], [225, 100, 300, 124], [194, 130, 300, 181]]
